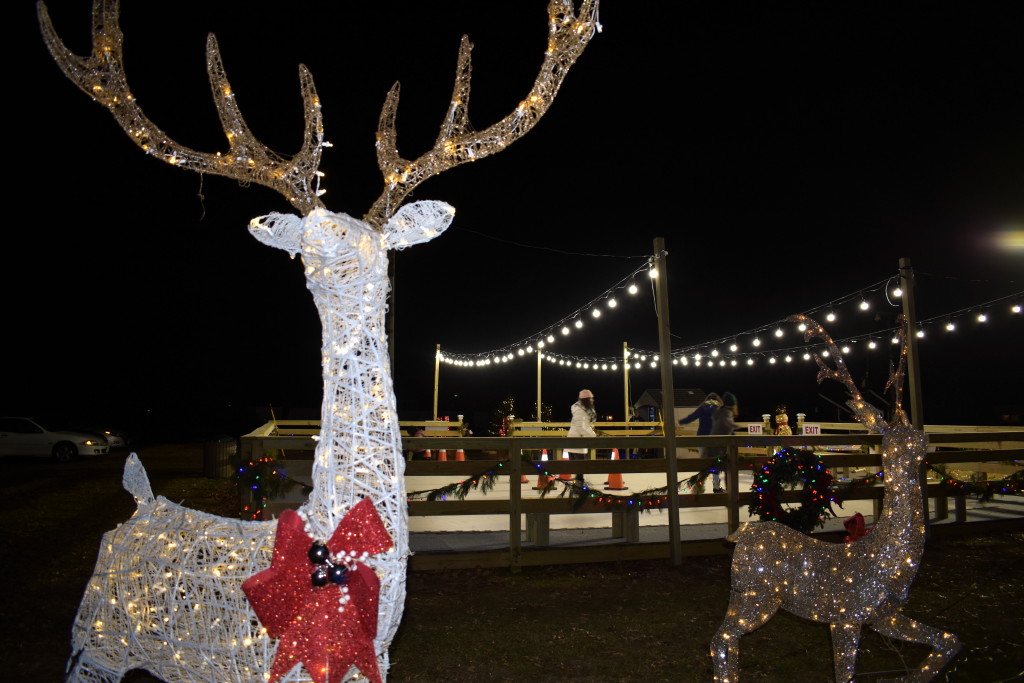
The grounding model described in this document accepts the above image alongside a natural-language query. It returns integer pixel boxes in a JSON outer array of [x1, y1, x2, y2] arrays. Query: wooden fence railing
[[239, 424, 1024, 570]]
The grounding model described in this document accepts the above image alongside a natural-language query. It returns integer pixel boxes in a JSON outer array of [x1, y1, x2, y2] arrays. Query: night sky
[[11, 1, 1023, 439]]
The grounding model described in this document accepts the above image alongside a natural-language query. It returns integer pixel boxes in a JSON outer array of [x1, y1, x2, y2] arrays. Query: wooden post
[[623, 341, 630, 423], [653, 238, 682, 565], [899, 257, 930, 534], [899, 257, 925, 428], [432, 343, 440, 420], [726, 444, 740, 534], [509, 438, 523, 573], [536, 348, 542, 421]]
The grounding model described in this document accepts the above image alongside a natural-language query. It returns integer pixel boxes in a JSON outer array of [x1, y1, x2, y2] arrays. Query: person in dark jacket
[[679, 392, 723, 437], [707, 392, 739, 493]]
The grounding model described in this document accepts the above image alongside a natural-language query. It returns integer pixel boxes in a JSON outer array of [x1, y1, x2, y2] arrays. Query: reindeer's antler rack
[[366, 0, 600, 227], [38, 0, 326, 214], [788, 314, 911, 432]]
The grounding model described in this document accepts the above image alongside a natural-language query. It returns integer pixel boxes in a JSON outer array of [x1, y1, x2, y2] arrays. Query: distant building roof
[[634, 388, 706, 409]]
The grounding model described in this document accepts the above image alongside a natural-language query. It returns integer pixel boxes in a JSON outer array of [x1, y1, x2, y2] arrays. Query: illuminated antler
[[787, 314, 888, 432], [37, 0, 326, 214], [366, 0, 599, 226]]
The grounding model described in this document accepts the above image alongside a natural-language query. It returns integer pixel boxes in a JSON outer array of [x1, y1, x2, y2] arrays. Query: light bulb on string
[[774, 327, 783, 337], [868, 340, 877, 349], [730, 359, 737, 366], [746, 358, 755, 366], [977, 312, 988, 323], [945, 321, 955, 331], [916, 329, 925, 338], [797, 322, 807, 332], [628, 283, 638, 295], [752, 337, 761, 347], [719, 359, 726, 367], [607, 297, 617, 308], [891, 335, 900, 344], [826, 311, 836, 322], [803, 352, 811, 360], [546, 334, 555, 343], [729, 342, 738, 352], [711, 349, 719, 357], [649, 267, 658, 278], [893, 287, 903, 298], [821, 349, 830, 357], [561, 326, 570, 335], [785, 355, 792, 363], [769, 357, 777, 365], [591, 308, 601, 318], [841, 345, 851, 354], [1012, 304, 1021, 314], [859, 299, 870, 311], [574, 319, 583, 329]]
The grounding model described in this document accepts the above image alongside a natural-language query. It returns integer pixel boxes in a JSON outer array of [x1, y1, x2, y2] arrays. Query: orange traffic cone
[[605, 448, 627, 490], [438, 449, 448, 462], [534, 449, 553, 489], [424, 448, 433, 460], [455, 448, 466, 461], [559, 450, 574, 481]]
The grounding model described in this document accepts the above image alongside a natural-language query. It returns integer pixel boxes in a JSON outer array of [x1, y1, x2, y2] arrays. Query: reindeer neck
[[866, 425, 928, 562], [300, 252, 405, 542]]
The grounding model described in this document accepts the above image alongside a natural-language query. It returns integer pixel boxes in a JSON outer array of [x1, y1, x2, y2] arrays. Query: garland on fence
[[928, 464, 1024, 501], [402, 455, 1024, 531], [234, 453, 311, 520]]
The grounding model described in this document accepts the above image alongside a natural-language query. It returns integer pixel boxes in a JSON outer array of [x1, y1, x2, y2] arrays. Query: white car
[[0, 417, 110, 462]]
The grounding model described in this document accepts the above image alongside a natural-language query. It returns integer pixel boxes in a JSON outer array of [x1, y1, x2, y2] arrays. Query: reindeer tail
[[122, 453, 155, 506]]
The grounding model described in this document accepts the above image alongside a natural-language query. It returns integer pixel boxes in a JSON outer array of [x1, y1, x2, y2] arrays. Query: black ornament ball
[[328, 565, 349, 585], [308, 542, 330, 565], [311, 567, 328, 587]]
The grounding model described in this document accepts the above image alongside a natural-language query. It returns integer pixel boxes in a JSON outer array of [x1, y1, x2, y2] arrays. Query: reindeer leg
[[830, 620, 863, 683], [710, 590, 781, 683], [866, 610, 961, 682]]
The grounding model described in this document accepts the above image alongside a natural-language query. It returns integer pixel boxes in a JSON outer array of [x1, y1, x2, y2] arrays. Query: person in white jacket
[[565, 390, 597, 474]]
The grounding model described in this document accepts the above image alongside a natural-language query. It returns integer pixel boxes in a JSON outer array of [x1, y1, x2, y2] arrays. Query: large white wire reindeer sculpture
[[710, 314, 961, 682], [38, 1, 599, 681]]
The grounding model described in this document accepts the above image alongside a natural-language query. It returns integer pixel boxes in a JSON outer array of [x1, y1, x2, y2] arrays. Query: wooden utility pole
[[654, 238, 682, 565], [899, 257, 924, 429], [536, 349, 543, 421], [623, 341, 630, 421], [433, 343, 440, 420]]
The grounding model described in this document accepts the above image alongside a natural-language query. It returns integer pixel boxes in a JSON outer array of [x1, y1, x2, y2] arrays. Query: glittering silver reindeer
[[710, 315, 960, 683], [39, 1, 598, 681]]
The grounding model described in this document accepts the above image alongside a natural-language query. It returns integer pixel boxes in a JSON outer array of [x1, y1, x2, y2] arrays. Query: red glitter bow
[[243, 498, 393, 683], [843, 511, 872, 543]]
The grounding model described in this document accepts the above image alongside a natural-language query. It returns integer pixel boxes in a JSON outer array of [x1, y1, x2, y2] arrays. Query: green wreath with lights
[[749, 448, 839, 534]]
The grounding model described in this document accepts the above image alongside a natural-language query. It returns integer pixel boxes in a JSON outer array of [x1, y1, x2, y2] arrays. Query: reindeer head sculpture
[[40, 2, 599, 681]]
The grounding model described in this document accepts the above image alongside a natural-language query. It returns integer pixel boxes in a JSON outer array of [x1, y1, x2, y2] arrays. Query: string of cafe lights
[[438, 270, 1020, 373], [628, 288, 1022, 372], [436, 259, 657, 366]]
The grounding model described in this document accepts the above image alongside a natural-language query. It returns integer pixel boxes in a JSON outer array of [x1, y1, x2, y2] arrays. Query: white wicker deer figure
[[39, 1, 599, 681], [710, 315, 960, 682]]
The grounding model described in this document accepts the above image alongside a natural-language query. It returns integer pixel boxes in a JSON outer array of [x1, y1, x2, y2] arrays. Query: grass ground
[[2, 445, 1021, 682]]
